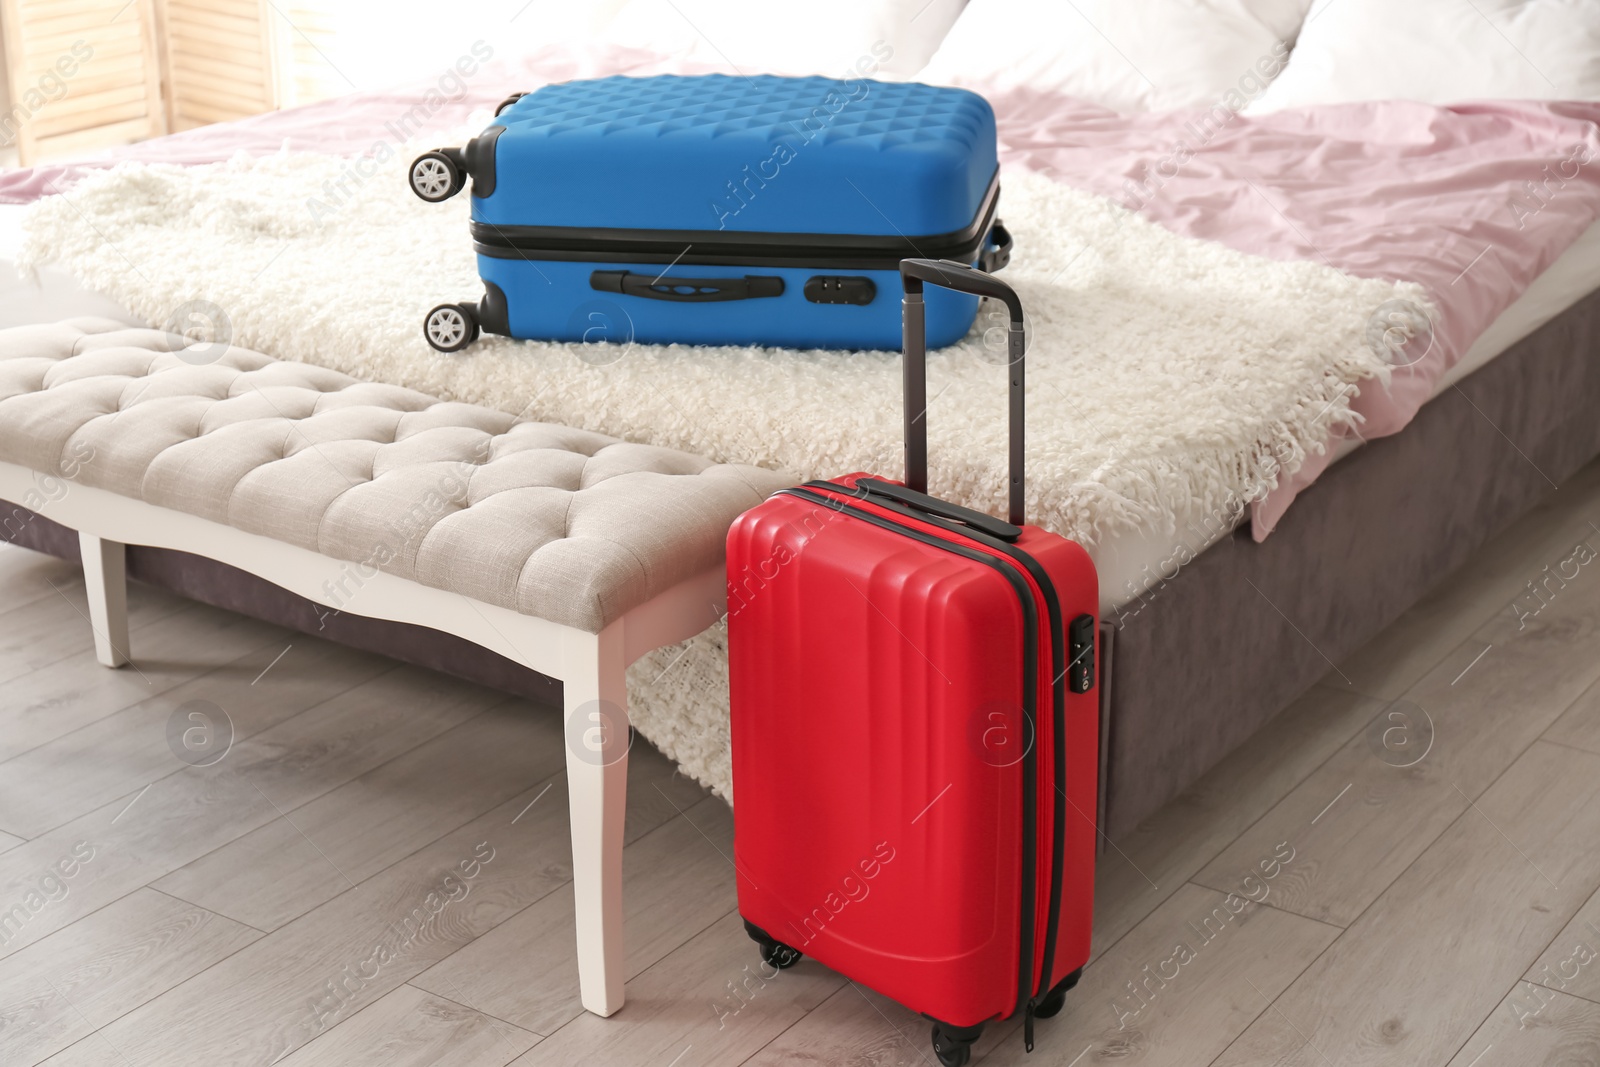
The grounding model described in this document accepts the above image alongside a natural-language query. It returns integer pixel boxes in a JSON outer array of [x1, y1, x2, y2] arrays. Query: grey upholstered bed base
[[1101, 284, 1600, 835], [6, 286, 1598, 839]]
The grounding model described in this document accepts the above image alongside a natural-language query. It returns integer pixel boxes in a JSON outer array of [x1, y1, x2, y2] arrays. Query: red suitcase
[[727, 260, 1100, 1065]]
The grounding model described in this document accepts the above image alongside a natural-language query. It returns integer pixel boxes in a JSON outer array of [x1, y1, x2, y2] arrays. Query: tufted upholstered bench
[[0, 317, 793, 1017]]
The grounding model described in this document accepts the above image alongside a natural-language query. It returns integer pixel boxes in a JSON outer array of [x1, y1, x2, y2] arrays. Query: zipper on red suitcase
[[784, 482, 1068, 1039], [803, 480, 1076, 997]]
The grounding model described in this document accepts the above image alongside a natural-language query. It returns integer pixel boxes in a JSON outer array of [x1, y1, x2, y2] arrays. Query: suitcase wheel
[[760, 939, 802, 970], [424, 303, 479, 353], [409, 150, 465, 203], [742, 919, 803, 970], [494, 92, 528, 117], [930, 1022, 983, 1066]]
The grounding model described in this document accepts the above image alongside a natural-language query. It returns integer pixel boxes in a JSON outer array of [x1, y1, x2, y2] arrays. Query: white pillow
[[1247, 0, 1600, 112], [601, 0, 969, 78], [918, 0, 1311, 113]]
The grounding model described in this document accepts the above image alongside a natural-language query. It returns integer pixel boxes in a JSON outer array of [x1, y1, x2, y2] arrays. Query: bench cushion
[[0, 318, 793, 632]]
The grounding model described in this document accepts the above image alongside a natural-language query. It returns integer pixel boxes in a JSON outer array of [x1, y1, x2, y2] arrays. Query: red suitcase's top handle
[[899, 258, 1028, 526], [854, 477, 1024, 542]]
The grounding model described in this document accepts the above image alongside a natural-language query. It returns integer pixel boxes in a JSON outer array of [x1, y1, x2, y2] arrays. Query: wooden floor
[[4, 459, 1600, 1066]]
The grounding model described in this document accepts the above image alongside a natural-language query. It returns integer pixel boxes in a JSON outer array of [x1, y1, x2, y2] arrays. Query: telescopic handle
[[899, 259, 1027, 525]]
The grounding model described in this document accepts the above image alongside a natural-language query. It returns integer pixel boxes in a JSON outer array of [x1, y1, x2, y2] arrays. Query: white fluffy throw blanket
[[19, 150, 1421, 801]]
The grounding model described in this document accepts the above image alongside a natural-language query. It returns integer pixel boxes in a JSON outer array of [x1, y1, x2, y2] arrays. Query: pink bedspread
[[990, 89, 1600, 534], [6, 45, 1600, 537]]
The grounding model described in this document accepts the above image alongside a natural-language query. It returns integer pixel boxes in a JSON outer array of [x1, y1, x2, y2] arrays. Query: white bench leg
[[561, 623, 629, 1017], [78, 532, 129, 668]]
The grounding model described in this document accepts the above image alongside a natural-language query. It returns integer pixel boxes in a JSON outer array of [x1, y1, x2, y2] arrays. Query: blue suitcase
[[409, 74, 1009, 354]]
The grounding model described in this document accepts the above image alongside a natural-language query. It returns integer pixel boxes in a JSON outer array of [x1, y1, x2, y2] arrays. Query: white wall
[[307, 0, 630, 91]]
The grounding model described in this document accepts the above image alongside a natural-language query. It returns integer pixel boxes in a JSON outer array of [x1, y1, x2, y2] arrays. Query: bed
[[3, 0, 1599, 839]]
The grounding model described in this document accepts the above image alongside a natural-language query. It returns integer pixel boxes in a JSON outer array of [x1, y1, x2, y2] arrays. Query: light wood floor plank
[[0, 577, 189, 686], [1523, 673, 1600, 1009], [1210, 740, 1600, 1067], [1444, 985, 1600, 1067], [413, 793, 737, 1036], [743, 978, 1017, 1067], [1093, 684, 1379, 959], [273, 983, 541, 1066], [508, 911, 843, 1067], [0, 637, 396, 838], [152, 697, 567, 931], [1542, 674, 1600, 758], [90, 751, 703, 1067], [0, 602, 289, 765], [0, 887, 259, 1064], [0, 832, 20, 855], [1521, 884, 1600, 1007], [33, 1029, 139, 1065], [0, 543, 81, 614], [1328, 457, 1600, 700], [0, 664, 489, 961], [988, 884, 1338, 1065], [1194, 560, 1600, 926]]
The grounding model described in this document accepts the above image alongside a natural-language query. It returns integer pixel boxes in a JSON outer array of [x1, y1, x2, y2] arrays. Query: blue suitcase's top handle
[[900, 259, 1027, 525], [591, 271, 784, 302]]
